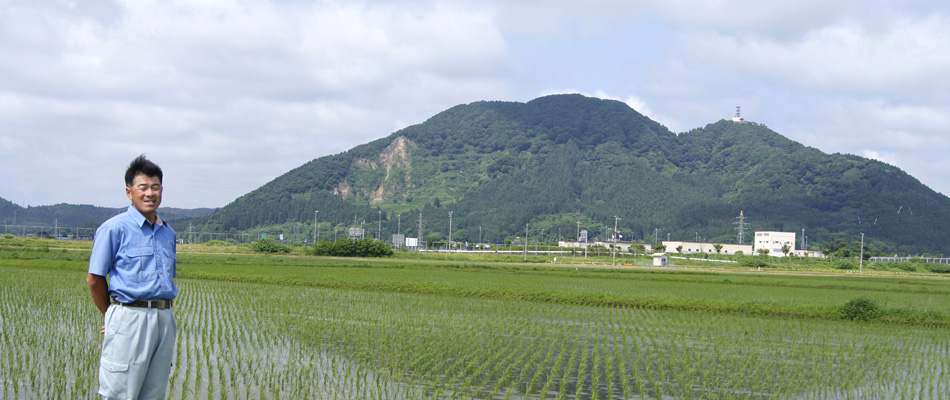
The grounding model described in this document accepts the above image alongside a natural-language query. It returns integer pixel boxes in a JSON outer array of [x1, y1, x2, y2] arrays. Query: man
[[87, 155, 178, 400]]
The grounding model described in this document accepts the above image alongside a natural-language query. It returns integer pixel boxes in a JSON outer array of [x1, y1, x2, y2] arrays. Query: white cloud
[[673, 13, 950, 97], [861, 149, 896, 165], [4, 0, 950, 210], [493, 0, 863, 42], [0, 0, 514, 208]]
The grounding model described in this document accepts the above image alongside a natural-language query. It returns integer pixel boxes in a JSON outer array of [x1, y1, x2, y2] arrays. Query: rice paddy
[[1, 241, 949, 399]]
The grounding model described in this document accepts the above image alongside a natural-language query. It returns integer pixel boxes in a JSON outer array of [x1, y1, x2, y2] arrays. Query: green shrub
[[839, 297, 882, 322], [834, 260, 856, 270], [896, 263, 918, 272], [309, 239, 393, 257], [867, 262, 887, 271], [203, 240, 233, 247], [739, 258, 769, 269], [870, 261, 918, 272], [923, 263, 950, 274], [252, 238, 290, 254], [2, 233, 13, 239]]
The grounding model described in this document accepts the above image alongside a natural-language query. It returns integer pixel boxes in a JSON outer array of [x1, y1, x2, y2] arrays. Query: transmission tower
[[417, 213, 424, 246], [734, 211, 749, 244]]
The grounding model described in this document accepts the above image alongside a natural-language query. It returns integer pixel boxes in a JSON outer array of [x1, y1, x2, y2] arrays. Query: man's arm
[[87, 273, 110, 316]]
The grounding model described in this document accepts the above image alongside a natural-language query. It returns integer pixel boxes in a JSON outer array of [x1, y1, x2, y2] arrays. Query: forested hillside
[[188, 94, 950, 254], [0, 197, 215, 228]]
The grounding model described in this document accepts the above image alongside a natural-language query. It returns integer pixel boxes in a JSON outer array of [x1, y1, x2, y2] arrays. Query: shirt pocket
[[161, 244, 177, 278], [122, 246, 157, 282]]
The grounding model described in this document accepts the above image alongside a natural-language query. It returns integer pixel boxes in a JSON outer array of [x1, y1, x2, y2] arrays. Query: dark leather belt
[[113, 298, 173, 309]]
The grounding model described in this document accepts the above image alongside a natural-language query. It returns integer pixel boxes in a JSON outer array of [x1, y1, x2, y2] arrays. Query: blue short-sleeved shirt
[[89, 206, 178, 304]]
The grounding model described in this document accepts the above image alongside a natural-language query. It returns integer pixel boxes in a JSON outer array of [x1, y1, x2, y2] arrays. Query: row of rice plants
[[168, 279, 403, 399], [258, 279, 949, 399], [179, 255, 950, 324], [0, 268, 100, 399], [1, 263, 948, 399]]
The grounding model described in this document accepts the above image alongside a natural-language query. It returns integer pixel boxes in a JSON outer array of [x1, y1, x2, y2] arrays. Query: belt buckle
[[150, 299, 172, 309]]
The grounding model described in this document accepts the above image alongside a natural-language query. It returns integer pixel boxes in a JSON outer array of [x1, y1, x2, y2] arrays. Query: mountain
[[192, 94, 950, 255], [0, 197, 215, 229]]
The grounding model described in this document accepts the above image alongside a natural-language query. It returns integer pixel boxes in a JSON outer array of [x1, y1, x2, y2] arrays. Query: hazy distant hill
[[192, 94, 950, 255], [0, 197, 215, 228]]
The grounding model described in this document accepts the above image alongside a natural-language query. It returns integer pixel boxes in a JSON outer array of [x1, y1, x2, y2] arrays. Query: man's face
[[126, 174, 163, 218]]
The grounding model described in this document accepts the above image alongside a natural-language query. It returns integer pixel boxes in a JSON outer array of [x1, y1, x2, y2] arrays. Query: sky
[[2, 0, 949, 209]]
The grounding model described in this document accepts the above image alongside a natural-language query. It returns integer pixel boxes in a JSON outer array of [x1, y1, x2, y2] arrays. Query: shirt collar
[[127, 205, 164, 227]]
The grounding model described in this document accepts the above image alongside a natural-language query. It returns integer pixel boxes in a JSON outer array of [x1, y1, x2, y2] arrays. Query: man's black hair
[[125, 155, 163, 186]]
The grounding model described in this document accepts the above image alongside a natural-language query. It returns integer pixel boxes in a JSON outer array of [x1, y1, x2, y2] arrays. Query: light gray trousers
[[98, 305, 176, 400]]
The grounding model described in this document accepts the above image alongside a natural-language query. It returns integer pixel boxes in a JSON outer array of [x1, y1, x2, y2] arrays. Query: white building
[[662, 241, 752, 255], [793, 249, 825, 258], [753, 231, 796, 257], [558, 241, 654, 252]]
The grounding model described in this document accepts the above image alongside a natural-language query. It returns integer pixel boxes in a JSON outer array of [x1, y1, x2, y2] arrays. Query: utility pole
[[585, 230, 588, 259], [398, 214, 401, 235], [448, 211, 453, 251], [859, 233, 865, 274], [613, 216, 620, 267], [314, 211, 318, 243], [377, 210, 381, 241], [524, 223, 529, 261]]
